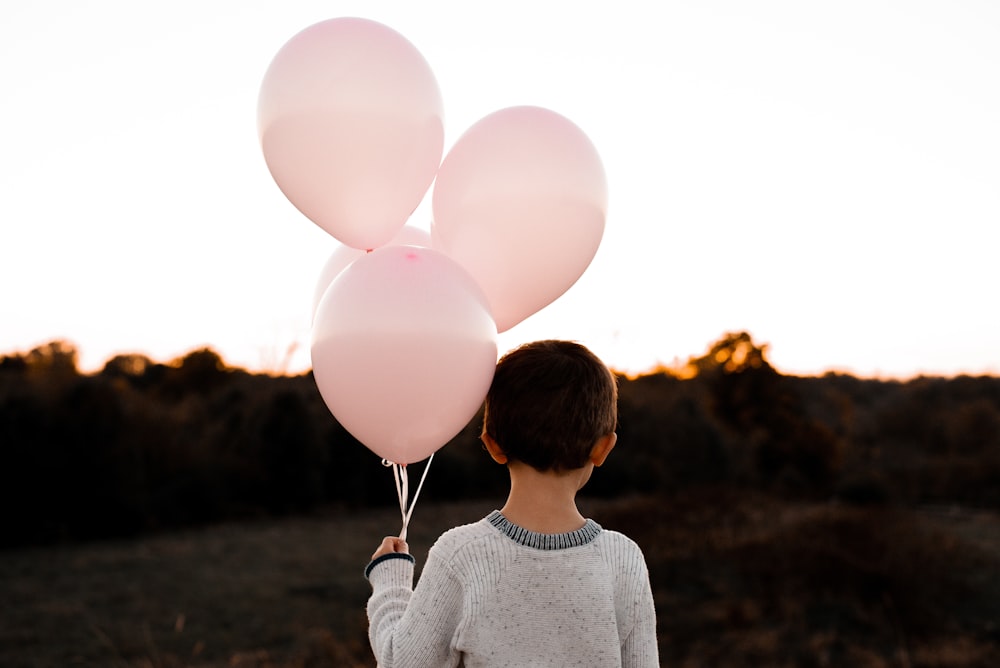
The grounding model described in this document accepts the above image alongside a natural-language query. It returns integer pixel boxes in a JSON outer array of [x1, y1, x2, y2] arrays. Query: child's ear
[[480, 432, 509, 465], [590, 432, 617, 467]]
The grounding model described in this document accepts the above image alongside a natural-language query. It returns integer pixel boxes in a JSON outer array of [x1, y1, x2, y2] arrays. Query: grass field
[[2, 493, 998, 667]]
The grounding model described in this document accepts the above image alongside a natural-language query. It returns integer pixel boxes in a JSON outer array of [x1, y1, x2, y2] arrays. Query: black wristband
[[364, 552, 415, 580]]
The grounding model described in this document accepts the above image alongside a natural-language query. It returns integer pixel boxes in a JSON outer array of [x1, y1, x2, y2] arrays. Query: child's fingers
[[372, 536, 410, 559], [387, 537, 409, 553], [372, 537, 396, 559]]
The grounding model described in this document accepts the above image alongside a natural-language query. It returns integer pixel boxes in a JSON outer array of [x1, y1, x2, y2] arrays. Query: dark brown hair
[[482, 340, 618, 472]]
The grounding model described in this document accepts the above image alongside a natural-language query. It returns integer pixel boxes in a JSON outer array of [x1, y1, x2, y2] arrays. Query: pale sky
[[2, 1, 998, 379]]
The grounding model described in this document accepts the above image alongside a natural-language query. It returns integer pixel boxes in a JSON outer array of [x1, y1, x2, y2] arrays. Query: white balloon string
[[393, 462, 406, 521], [396, 464, 410, 540], [385, 454, 434, 542], [403, 454, 434, 532]]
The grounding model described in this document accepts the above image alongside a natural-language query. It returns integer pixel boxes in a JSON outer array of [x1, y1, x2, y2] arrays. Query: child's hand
[[372, 536, 409, 560]]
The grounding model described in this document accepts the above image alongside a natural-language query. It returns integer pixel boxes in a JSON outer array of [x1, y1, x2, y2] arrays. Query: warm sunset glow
[[2, 1, 998, 379]]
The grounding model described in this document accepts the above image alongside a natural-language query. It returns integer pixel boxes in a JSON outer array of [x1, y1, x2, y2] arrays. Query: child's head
[[482, 340, 618, 472]]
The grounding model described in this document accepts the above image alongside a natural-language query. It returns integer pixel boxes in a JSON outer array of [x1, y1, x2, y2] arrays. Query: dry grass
[[596, 489, 1000, 667], [1, 493, 998, 667], [0, 500, 494, 667]]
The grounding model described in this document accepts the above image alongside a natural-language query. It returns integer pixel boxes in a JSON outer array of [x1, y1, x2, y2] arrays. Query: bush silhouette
[[2, 334, 1000, 546]]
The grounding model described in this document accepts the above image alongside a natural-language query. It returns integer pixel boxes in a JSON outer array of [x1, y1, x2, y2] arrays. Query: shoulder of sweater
[[428, 517, 500, 557], [596, 527, 640, 546], [594, 529, 649, 562]]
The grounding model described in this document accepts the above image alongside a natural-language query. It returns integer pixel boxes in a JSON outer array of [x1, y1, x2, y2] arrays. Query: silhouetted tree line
[[1, 333, 998, 546]]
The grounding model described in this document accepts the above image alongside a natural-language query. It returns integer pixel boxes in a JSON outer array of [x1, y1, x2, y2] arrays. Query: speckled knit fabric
[[366, 510, 658, 667]]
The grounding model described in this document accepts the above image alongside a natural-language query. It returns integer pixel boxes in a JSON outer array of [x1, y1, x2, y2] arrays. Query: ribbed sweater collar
[[486, 510, 602, 550]]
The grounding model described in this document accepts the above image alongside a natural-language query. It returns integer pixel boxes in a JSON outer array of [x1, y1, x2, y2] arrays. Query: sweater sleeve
[[366, 546, 465, 668], [620, 558, 659, 668]]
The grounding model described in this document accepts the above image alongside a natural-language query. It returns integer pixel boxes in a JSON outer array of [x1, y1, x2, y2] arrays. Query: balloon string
[[386, 454, 434, 542], [392, 462, 406, 525]]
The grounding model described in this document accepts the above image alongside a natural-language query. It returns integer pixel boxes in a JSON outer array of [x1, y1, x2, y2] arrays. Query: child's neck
[[498, 461, 592, 534]]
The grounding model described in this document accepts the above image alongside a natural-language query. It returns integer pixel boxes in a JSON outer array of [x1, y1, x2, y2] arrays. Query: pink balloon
[[431, 106, 607, 332], [259, 18, 444, 249], [311, 245, 497, 464], [311, 225, 431, 318]]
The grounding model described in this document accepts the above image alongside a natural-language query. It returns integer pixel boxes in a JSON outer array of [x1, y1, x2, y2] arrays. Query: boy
[[365, 340, 659, 667]]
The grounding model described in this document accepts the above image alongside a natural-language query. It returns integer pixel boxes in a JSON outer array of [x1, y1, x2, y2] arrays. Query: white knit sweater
[[365, 510, 659, 667]]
